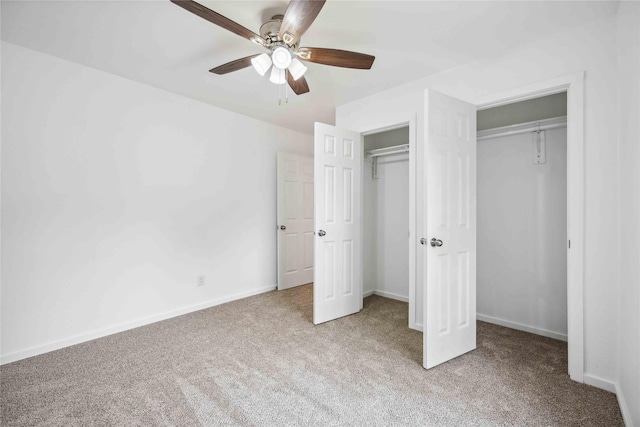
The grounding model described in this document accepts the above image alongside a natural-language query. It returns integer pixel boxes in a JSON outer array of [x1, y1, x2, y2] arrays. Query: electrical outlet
[[197, 275, 205, 287]]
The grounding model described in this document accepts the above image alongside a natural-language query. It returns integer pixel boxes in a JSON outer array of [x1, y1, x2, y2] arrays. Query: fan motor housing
[[260, 15, 283, 40], [260, 14, 298, 48]]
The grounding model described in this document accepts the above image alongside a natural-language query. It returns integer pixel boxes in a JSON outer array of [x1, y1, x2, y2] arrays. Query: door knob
[[279, 225, 286, 230], [318, 230, 326, 237], [420, 238, 427, 245], [430, 238, 443, 247]]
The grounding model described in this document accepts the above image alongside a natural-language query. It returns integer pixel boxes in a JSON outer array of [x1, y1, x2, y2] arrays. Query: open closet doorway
[[474, 73, 584, 382], [362, 127, 411, 305], [476, 91, 570, 372], [476, 93, 568, 342]]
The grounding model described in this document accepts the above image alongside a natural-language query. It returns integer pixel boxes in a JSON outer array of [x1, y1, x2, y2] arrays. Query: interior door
[[277, 152, 314, 290], [313, 122, 362, 325], [422, 89, 477, 369]]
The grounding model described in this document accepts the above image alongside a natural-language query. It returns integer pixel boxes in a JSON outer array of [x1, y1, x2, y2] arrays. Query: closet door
[[313, 122, 362, 325], [422, 90, 477, 369]]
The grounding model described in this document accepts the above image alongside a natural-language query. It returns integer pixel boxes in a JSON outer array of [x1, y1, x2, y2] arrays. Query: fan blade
[[279, 0, 326, 46], [287, 73, 310, 95], [171, 0, 265, 45], [209, 55, 260, 75], [298, 48, 375, 69]]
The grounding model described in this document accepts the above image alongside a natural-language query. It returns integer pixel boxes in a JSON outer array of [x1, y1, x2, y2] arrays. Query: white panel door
[[277, 152, 315, 290], [423, 90, 477, 369], [313, 122, 362, 325]]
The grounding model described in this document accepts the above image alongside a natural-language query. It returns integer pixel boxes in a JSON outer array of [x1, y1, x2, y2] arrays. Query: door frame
[[360, 115, 418, 324], [474, 72, 585, 383]]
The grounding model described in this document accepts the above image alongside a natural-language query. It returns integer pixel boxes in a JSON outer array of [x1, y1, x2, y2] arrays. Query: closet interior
[[476, 92, 568, 341], [363, 127, 411, 303]]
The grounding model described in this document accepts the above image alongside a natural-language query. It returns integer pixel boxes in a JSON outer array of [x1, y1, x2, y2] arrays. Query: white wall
[[477, 128, 567, 340], [0, 42, 313, 364], [363, 154, 410, 301], [336, 11, 620, 386], [615, 1, 640, 425]]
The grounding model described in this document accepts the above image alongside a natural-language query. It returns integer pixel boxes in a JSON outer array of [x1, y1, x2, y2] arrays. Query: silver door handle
[[318, 230, 326, 237], [430, 238, 443, 247], [279, 225, 286, 230]]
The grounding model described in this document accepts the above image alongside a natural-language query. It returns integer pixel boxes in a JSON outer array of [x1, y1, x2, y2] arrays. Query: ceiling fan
[[170, 0, 375, 96]]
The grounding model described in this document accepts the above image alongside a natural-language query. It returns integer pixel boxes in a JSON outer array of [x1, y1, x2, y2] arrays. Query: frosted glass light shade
[[269, 67, 286, 85], [271, 47, 292, 70], [251, 53, 272, 76], [288, 58, 307, 81]]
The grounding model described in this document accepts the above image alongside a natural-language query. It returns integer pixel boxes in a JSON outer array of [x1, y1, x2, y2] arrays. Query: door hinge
[[568, 240, 571, 249]]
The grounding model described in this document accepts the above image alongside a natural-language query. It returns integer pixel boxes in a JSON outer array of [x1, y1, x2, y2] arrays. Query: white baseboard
[[1, 285, 276, 365], [583, 373, 617, 393], [476, 313, 568, 342], [362, 289, 408, 303], [372, 290, 409, 303], [615, 382, 634, 427]]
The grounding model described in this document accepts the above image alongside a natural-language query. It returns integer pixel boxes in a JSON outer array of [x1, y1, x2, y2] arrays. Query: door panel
[[314, 123, 362, 325], [277, 152, 314, 290], [423, 90, 477, 369]]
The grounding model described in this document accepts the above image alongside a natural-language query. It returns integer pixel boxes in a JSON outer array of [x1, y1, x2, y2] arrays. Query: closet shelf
[[365, 144, 409, 158], [477, 116, 567, 141]]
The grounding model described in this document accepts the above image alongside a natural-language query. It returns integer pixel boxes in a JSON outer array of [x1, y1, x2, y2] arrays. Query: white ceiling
[[1, 1, 617, 134]]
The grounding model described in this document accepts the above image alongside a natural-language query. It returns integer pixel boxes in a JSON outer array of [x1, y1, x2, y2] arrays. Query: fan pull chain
[[277, 71, 289, 106]]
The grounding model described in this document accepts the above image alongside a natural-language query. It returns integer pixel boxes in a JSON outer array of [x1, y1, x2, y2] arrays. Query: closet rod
[[477, 116, 566, 141], [365, 144, 409, 158]]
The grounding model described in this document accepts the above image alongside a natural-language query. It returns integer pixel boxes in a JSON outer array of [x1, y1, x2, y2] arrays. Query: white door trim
[[474, 72, 585, 383], [361, 115, 418, 329]]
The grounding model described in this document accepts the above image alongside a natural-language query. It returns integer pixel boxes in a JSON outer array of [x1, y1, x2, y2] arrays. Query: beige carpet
[[1, 284, 623, 426]]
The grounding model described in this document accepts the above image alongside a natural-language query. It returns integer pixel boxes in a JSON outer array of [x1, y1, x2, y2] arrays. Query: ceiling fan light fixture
[[269, 66, 286, 85], [251, 53, 272, 76], [288, 57, 307, 81], [272, 46, 292, 69]]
